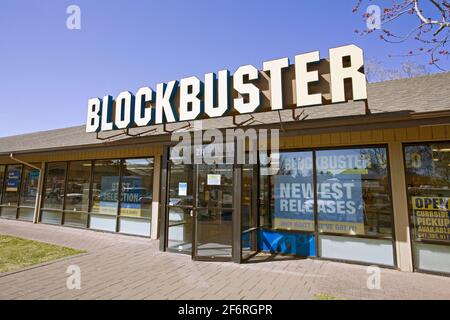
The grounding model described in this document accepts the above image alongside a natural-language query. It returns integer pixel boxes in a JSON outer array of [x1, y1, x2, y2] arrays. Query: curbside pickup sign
[[86, 45, 368, 133], [412, 196, 450, 242]]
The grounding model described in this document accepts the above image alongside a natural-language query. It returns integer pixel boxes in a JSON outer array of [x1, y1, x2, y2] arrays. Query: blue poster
[[273, 175, 314, 231], [6, 168, 21, 192], [99, 176, 146, 216], [258, 229, 316, 257], [317, 174, 364, 234]]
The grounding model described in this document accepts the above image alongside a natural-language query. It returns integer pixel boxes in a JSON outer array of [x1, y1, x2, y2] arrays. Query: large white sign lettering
[[86, 44, 367, 133]]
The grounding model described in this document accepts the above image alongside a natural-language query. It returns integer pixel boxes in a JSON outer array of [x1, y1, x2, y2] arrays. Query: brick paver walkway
[[0, 219, 449, 300]]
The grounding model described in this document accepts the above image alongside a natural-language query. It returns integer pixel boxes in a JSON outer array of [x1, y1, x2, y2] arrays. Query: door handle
[[189, 209, 194, 217]]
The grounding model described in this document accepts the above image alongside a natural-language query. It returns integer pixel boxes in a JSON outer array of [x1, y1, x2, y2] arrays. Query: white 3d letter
[[101, 95, 114, 131], [115, 91, 134, 129], [204, 70, 230, 118], [134, 87, 154, 127], [233, 65, 260, 114], [263, 58, 289, 110], [155, 81, 178, 124], [295, 51, 322, 107], [179, 76, 203, 121], [329, 45, 367, 103], [86, 98, 101, 133]]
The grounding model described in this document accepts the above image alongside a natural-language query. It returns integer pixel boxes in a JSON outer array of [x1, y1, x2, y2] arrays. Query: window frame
[[0, 164, 24, 220], [17, 164, 41, 222], [40, 161, 68, 225], [264, 143, 396, 242], [403, 140, 450, 247], [39, 156, 155, 236]]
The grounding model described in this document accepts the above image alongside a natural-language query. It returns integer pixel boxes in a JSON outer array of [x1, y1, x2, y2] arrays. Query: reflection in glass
[[19, 166, 40, 207], [167, 159, 194, 253], [0, 207, 17, 219], [195, 165, 233, 259], [65, 161, 91, 212], [316, 148, 392, 237], [167, 206, 193, 253], [120, 158, 154, 218], [195, 208, 232, 258], [2, 165, 22, 205], [168, 163, 194, 206], [91, 160, 121, 215], [405, 143, 450, 243], [42, 162, 66, 210], [18, 208, 35, 221], [41, 210, 62, 225], [271, 152, 315, 232], [196, 164, 233, 209]]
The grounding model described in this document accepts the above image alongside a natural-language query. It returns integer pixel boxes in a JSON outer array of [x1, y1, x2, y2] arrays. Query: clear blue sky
[[0, 0, 448, 137]]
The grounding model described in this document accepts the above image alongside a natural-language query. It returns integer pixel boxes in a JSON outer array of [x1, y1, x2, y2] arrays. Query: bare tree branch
[[354, 0, 450, 70]]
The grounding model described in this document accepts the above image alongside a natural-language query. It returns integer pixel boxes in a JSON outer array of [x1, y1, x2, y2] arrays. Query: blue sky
[[0, 0, 448, 137]]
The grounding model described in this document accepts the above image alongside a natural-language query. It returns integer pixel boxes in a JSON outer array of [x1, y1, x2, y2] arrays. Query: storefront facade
[[0, 50, 449, 275], [1, 121, 449, 274]]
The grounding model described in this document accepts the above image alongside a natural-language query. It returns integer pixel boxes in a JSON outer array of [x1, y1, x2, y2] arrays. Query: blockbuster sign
[[86, 45, 367, 133]]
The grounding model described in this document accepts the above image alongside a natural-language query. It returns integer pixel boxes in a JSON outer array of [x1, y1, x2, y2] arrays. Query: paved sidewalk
[[0, 219, 449, 300]]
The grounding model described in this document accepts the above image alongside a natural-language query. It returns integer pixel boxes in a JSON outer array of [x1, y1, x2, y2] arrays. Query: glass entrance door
[[166, 163, 194, 255], [194, 164, 233, 261], [165, 157, 234, 261]]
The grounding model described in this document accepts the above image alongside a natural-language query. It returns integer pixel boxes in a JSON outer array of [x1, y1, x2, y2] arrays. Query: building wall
[[276, 124, 449, 272], [1, 124, 449, 273], [279, 125, 450, 149]]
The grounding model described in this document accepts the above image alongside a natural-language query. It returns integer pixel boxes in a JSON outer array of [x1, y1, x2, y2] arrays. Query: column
[[388, 141, 413, 272], [151, 155, 161, 240]]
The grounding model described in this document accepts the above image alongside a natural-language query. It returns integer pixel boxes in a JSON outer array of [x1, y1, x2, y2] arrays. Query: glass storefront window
[[2, 164, 22, 205], [65, 161, 91, 212], [120, 158, 154, 218], [18, 165, 40, 221], [405, 142, 450, 274], [91, 160, 121, 215], [271, 152, 314, 232], [405, 143, 450, 243], [42, 162, 66, 210], [19, 166, 40, 207], [316, 147, 393, 237], [168, 163, 194, 207], [63, 161, 91, 227], [261, 146, 394, 262], [40, 158, 153, 236], [196, 164, 234, 209]]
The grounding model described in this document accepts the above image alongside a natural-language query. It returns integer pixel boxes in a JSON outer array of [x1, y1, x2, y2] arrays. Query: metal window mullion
[[116, 159, 124, 233], [313, 151, 319, 258], [33, 162, 45, 224], [232, 163, 243, 263], [252, 163, 259, 254], [61, 162, 70, 225], [0, 165, 6, 205], [0, 165, 8, 212], [15, 164, 25, 219], [38, 163, 50, 222], [87, 160, 94, 229]]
